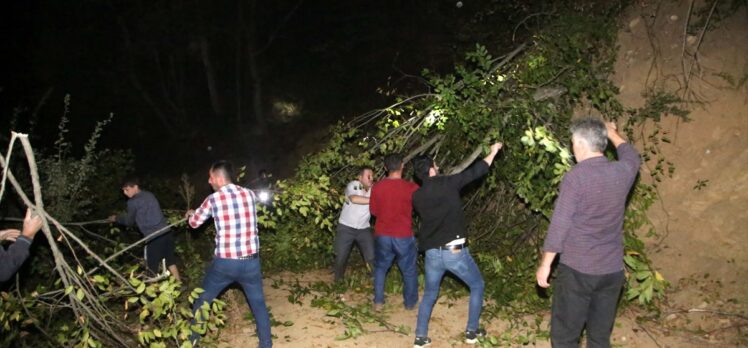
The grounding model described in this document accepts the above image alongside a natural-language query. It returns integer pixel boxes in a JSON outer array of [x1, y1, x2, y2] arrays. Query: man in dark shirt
[[369, 154, 419, 311], [411, 142, 503, 348], [0, 209, 43, 282], [109, 177, 181, 281], [536, 118, 640, 348]]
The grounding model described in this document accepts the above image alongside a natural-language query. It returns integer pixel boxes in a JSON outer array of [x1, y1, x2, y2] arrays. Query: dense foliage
[[1, 111, 224, 348], [259, 5, 673, 316], [0, 2, 698, 347]]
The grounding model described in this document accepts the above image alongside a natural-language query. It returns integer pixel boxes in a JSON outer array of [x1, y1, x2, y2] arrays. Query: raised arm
[[482, 142, 503, 166], [606, 122, 641, 175], [452, 142, 504, 188], [0, 209, 42, 282], [606, 122, 626, 148]]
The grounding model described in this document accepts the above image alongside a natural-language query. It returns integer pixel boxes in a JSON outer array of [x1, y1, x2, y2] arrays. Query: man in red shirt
[[369, 153, 419, 310]]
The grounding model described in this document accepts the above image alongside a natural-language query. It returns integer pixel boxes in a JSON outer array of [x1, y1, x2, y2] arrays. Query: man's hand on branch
[[22, 209, 43, 239], [107, 215, 117, 223], [490, 142, 504, 154], [184, 209, 195, 219], [483, 142, 504, 167], [605, 121, 626, 148], [0, 229, 21, 242]]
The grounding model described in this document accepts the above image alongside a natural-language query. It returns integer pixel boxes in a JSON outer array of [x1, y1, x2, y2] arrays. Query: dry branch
[[1, 132, 133, 346]]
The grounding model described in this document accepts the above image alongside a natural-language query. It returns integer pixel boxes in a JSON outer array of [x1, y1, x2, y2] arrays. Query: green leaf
[[76, 288, 85, 301]]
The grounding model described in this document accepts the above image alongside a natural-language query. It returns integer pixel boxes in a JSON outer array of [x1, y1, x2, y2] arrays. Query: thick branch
[[448, 138, 488, 175], [404, 134, 444, 163]]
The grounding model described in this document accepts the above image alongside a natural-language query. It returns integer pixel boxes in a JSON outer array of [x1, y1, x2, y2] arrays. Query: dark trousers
[[334, 224, 374, 281], [144, 231, 177, 273], [551, 264, 625, 348]]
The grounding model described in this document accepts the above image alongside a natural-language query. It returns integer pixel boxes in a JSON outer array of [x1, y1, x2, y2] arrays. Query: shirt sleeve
[[0, 236, 32, 282], [448, 160, 490, 189], [616, 143, 642, 179], [543, 173, 580, 253], [189, 195, 214, 228], [344, 181, 360, 201], [116, 199, 138, 226]]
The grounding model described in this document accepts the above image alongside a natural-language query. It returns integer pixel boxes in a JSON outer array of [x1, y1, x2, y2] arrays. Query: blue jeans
[[191, 257, 272, 348], [373, 236, 419, 308], [415, 247, 484, 337]]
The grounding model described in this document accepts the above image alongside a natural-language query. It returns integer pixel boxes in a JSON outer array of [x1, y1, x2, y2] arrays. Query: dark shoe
[[413, 336, 432, 348], [465, 328, 486, 344]]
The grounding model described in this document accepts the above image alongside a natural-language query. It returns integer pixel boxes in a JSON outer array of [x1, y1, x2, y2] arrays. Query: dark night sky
[[1, 0, 531, 178]]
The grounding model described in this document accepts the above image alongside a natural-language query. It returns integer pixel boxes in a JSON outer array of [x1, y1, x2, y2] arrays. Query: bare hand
[[107, 215, 117, 223], [490, 142, 503, 153], [536, 265, 552, 288], [605, 121, 618, 134], [0, 229, 21, 242], [184, 209, 195, 219], [605, 121, 627, 147], [22, 209, 43, 239]]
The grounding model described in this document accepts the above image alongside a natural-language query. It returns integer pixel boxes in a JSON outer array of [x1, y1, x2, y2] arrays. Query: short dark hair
[[384, 153, 403, 172], [412, 155, 434, 181], [121, 175, 140, 188], [359, 166, 373, 176], [570, 117, 608, 152], [210, 160, 234, 182]]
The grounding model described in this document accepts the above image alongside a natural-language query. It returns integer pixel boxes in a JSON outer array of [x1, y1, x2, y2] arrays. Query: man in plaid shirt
[[187, 160, 271, 348]]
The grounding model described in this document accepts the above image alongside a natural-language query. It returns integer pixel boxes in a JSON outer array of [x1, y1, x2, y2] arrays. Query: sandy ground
[[216, 1, 748, 347], [213, 270, 743, 347]]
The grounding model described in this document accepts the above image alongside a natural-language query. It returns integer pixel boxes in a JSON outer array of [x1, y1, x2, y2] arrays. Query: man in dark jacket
[[0, 209, 43, 282], [411, 142, 503, 348], [109, 176, 181, 281]]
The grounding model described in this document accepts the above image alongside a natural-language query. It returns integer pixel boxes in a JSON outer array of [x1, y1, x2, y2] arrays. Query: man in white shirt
[[334, 167, 374, 282]]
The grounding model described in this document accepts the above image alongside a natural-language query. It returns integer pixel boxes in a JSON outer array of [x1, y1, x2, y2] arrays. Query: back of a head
[[412, 155, 433, 181], [570, 117, 608, 152], [384, 153, 403, 173], [211, 160, 234, 183], [121, 175, 141, 188]]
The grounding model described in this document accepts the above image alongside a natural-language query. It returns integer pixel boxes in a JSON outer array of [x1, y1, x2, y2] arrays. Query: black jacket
[[0, 236, 33, 282], [413, 160, 489, 250]]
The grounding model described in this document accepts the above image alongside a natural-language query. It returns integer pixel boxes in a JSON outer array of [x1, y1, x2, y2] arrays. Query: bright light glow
[[425, 109, 441, 126], [272, 100, 301, 122], [258, 191, 270, 203]]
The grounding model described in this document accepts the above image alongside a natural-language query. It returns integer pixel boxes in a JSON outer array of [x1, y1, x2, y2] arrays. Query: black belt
[[237, 253, 259, 260], [438, 244, 464, 251]]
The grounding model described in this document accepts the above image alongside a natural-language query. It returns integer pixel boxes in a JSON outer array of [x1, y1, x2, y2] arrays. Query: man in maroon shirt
[[536, 118, 641, 348], [369, 153, 419, 311]]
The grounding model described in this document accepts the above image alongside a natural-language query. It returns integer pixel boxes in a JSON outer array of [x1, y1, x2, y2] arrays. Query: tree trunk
[[247, 0, 267, 135], [116, 16, 179, 138], [235, 0, 245, 128], [199, 36, 225, 117]]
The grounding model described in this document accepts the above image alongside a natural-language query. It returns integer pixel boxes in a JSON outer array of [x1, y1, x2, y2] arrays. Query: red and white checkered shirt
[[189, 183, 259, 259]]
